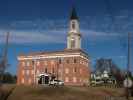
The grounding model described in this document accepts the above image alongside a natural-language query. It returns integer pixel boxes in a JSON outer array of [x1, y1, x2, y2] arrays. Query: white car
[[49, 80, 64, 86]]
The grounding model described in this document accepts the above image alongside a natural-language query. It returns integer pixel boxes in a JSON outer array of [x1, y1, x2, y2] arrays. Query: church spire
[[70, 7, 78, 20], [67, 5, 81, 50]]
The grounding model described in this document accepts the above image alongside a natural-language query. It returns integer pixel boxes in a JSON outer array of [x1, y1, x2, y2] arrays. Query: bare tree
[[94, 58, 125, 86], [0, 32, 9, 87]]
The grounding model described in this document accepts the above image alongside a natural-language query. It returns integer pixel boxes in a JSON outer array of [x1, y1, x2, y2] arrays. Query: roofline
[[18, 49, 90, 59]]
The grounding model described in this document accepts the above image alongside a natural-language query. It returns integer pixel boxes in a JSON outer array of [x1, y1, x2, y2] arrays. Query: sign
[[123, 78, 133, 88]]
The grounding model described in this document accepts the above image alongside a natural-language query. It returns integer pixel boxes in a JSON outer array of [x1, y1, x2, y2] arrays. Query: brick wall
[[17, 55, 90, 86]]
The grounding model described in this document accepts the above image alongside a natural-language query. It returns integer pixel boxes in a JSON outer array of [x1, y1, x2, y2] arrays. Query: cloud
[[0, 9, 133, 44], [0, 28, 127, 44], [81, 29, 126, 45], [0, 30, 66, 44], [7, 12, 133, 34], [81, 10, 133, 34], [0, 27, 128, 45], [9, 19, 67, 31]]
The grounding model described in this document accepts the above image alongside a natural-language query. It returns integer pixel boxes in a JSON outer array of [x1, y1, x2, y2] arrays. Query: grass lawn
[[1, 84, 132, 100]]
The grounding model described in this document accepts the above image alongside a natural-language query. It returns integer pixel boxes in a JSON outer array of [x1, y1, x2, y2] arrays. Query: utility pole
[[127, 33, 131, 78], [125, 33, 132, 100]]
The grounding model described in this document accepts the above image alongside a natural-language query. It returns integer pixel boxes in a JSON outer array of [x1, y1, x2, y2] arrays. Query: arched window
[[71, 38, 75, 48], [72, 22, 75, 29]]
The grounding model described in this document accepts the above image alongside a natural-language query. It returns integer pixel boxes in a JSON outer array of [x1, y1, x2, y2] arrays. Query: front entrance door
[[38, 74, 49, 85], [45, 76, 49, 84]]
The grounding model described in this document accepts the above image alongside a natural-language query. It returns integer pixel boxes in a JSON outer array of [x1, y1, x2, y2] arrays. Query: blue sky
[[0, 0, 133, 75]]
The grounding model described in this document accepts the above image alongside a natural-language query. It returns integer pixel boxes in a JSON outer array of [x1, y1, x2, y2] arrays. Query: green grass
[[1, 85, 132, 100]]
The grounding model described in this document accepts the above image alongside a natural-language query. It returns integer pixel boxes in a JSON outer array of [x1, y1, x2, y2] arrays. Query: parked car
[[49, 80, 64, 86]]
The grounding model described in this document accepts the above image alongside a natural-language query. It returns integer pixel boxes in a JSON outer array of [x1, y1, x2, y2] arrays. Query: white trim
[[38, 73, 49, 77], [18, 54, 89, 61]]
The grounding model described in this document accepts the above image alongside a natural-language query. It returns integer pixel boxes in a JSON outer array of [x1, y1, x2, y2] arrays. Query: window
[[71, 38, 75, 48], [58, 69, 61, 73], [52, 68, 55, 73], [74, 67, 77, 73], [44, 61, 47, 66], [80, 60, 82, 64], [32, 61, 34, 65], [22, 61, 25, 66], [45, 68, 48, 73], [65, 77, 69, 82], [65, 68, 69, 74], [22, 70, 25, 75], [80, 60, 84, 65], [31, 70, 34, 75], [80, 69, 82, 74], [59, 59, 61, 64], [37, 61, 40, 66], [74, 58, 77, 63], [66, 59, 69, 64], [29, 78, 31, 84], [73, 77, 77, 83], [21, 78, 24, 84], [26, 61, 30, 66], [26, 70, 30, 75], [72, 22, 75, 29], [51, 60, 54, 65], [37, 70, 40, 74]]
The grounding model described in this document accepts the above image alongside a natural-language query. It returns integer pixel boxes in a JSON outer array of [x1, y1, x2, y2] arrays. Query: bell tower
[[67, 7, 81, 50]]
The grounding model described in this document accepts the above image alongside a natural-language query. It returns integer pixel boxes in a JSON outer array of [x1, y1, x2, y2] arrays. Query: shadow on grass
[[0, 86, 16, 100]]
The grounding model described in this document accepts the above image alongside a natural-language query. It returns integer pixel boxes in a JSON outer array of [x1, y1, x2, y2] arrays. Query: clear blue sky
[[0, 0, 133, 75]]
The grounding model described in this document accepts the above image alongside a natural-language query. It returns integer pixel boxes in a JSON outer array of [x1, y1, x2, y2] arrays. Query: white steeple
[[67, 7, 81, 50]]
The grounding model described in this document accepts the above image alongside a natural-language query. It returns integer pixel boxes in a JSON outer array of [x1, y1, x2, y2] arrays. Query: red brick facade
[[17, 49, 91, 86]]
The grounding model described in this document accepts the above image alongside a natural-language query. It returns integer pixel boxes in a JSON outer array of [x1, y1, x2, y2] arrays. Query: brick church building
[[17, 7, 91, 86]]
